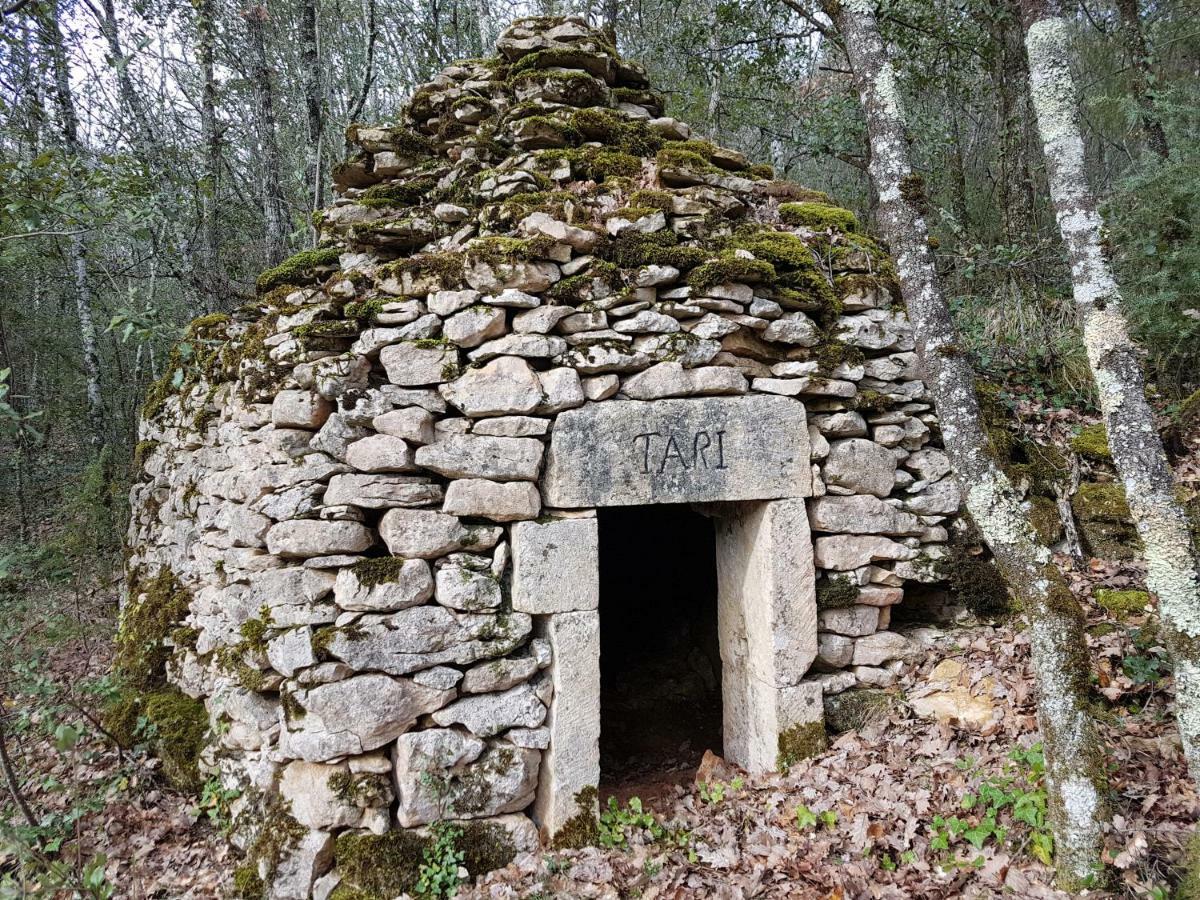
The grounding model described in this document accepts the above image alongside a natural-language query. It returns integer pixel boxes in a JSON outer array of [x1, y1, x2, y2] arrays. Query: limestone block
[[267, 626, 316, 676], [310, 413, 370, 462], [818, 605, 881, 637], [582, 374, 619, 400], [856, 585, 904, 606], [443, 479, 541, 521], [344, 435, 416, 473], [824, 439, 896, 498], [282, 673, 454, 761], [413, 666, 465, 691], [440, 356, 543, 416], [266, 520, 374, 558], [837, 310, 914, 351], [435, 564, 502, 611], [904, 448, 952, 482], [415, 435, 544, 481], [334, 558, 434, 611], [379, 342, 459, 386], [394, 736, 539, 826], [469, 333, 566, 363], [811, 411, 867, 437], [621, 362, 746, 400], [372, 407, 435, 445], [444, 306, 507, 348], [268, 829, 333, 900], [472, 416, 550, 437], [378, 509, 501, 558], [431, 683, 547, 736], [903, 478, 961, 516], [851, 630, 912, 666], [323, 473, 442, 510], [461, 656, 540, 693], [761, 311, 819, 346], [428, 289, 481, 316], [813, 535, 917, 571], [536, 367, 585, 413], [807, 495, 921, 536], [324, 608, 532, 676], [513, 305, 573, 334], [715, 499, 819, 772], [533, 611, 600, 839], [272, 390, 333, 429], [544, 396, 810, 507], [279, 760, 387, 830], [815, 633, 854, 669], [511, 517, 599, 614]]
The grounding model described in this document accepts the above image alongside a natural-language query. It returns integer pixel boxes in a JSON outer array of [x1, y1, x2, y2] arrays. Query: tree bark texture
[[1114, 0, 1169, 160], [244, 4, 288, 266], [824, 0, 1110, 887], [1022, 0, 1200, 783], [46, 1, 105, 448], [196, 0, 225, 309], [300, 0, 325, 241]]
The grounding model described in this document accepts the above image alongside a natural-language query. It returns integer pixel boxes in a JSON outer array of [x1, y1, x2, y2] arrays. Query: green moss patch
[[551, 785, 600, 849], [114, 567, 192, 691], [104, 687, 207, 792], [777, 720, 828, 770], [1071, 423, 1112, 462], [349, 556, 409, 588], [688, 255, 776, 290], [1094, 588, 1151, 618], [823, 688, 899, 734], [780, 202, 858, 231], [535, 147, 641, 182], [255, 247, 342, 294], [816, 575, 859, 610]]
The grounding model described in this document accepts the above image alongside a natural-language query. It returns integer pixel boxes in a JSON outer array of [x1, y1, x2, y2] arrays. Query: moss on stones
[[777, 720, 827, 770], [330, 829, 433, 899], [816, 575, 860, 609], [535, 147, 641, 182], [687, 256, 776, 290], [104, 686, 207, 792], [933, 524, 1012, 617], [1071, 423, 1112, 462], [349, 556, 408, 588], [1093, 588, 1151, 618], [359, 176, 440, 208], [602, 229, 709, 271], [1072, 481, 1141, 559], [114, 567, 192, 691], [823, 688, 898, 734], [255, 247, 342, 294], [551, 785, 600, 849], [1029, 495, 1065, 545], [628, 189, 674, 211], [780, 202, 859, 231]]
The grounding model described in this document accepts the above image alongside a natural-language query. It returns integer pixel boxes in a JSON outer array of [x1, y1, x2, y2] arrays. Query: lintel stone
[[542, 395, 811, 508]]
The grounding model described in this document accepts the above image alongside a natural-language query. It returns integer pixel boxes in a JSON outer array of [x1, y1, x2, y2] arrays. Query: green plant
[[794, 804, 838, 830], [698, 776, 744, 805], [928, 744, 1053, 868], [415, 822, 464, 899], [193, 777, 241, 834]]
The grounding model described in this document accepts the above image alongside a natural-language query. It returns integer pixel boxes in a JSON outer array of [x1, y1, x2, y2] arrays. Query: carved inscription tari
[[542, 396, 811, 507]]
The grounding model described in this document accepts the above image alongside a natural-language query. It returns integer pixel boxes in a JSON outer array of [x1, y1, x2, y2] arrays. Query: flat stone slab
[[542, 396, 811, 507]]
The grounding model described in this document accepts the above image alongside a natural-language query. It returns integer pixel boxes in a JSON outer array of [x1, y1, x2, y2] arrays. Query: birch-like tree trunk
[[300, 0, 324, 243], [1022, 0, 1200, 783], [45, 1, 105, 448], [821, 0, 1111, 887], [244, 4, 287, 266], [1114, 0, 1169, 160], [196, 0, 225, 309]]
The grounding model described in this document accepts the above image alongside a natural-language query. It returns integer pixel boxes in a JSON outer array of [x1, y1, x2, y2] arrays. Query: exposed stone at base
[[121, 15, 958, 898]]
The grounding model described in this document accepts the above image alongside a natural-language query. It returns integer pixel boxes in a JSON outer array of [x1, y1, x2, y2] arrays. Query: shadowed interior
[[598, 504, 723, 802]]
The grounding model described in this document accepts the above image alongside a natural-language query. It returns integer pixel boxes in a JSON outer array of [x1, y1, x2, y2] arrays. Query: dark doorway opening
[[598, 504, 723, 803]]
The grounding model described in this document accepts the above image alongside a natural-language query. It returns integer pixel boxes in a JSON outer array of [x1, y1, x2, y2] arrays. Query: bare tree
[[196, 0, 227, 308], [44, 1, 105, 448], [244, 3, 288, 266], [1114, 0, 1169, 160], [1022, 0, 1200, 783], [817, 0, 1111, 887], [300, 0, 324, 243]]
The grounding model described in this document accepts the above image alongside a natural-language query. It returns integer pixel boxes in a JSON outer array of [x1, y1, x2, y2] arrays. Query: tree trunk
[[345, 0, 378, 141], [822, 0, 1111, 888], [1114, 0, 1169, 160], [196, 0, 226, 309], [244, 4, 287, 266], [45, 0, 105, 448], [1023, 0, 1200, 783], [300, 0, 324, 244]]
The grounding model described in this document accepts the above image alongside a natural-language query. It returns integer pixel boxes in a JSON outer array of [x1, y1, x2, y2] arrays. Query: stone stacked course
[[123, 15, 959, 899]]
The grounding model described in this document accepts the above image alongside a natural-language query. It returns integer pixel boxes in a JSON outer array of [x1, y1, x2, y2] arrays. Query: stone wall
[[123, 16, 958, 899]]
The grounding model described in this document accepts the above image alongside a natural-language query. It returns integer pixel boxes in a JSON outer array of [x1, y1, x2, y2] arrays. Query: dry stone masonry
[[122, 16, 959, 899]]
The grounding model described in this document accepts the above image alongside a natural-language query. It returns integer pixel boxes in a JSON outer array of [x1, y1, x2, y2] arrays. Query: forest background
[[0, 0, 1198, 892]]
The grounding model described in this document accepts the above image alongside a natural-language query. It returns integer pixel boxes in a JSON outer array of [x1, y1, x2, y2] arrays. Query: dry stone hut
[[121, 15, 959, 898]]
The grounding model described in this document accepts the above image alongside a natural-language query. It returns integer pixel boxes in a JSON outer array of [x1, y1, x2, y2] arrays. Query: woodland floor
[[4, 415, 1199, 899]]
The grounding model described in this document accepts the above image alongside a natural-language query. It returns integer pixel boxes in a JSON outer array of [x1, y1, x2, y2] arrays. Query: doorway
[[598, 504, 723, 801]]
